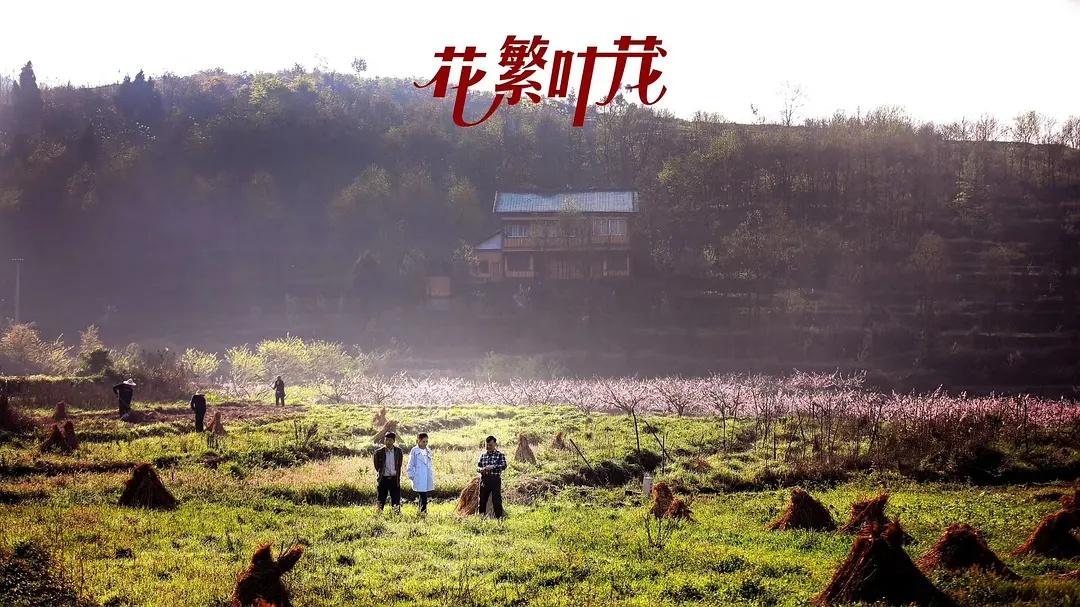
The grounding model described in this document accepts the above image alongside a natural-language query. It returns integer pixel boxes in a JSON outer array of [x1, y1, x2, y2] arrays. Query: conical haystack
[[61, 420, 79, 451], [918, 524, 1016, 578], [0, 394, 32, 434], [551, 431, 568, 450], [455, 476, 495, 516], [373, 420, 398, 444], [372, 405, 388, 429], [1011, 508, 1080, 558], [118, 463, 177, 510], [665, 498, 694, 521], [769, 487, 837, 531], [839, 493, 890, 534], [232, 543, 304, 607], [209, 411, 227, 436], [815, 520, 952, 606], [649, 482, 674, 519], [39, 423, 71, 454], [514, 434, 537, 465], [52, 401, 69, 422]]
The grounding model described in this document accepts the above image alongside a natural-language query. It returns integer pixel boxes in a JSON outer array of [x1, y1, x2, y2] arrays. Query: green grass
[[1, 401, 1078, 606]]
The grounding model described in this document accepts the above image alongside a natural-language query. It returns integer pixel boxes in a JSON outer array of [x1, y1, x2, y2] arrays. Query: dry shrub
[[514, 434, 537, 465], [232, 543, 304, 607], [840, 493, 889, 534], [0, 394, 34, 434], [918, 523, 1016, 578], [551, 431, 568, 450], [118, 463, 177, 510], [769, 487, 837, 531], [39, 423, 71, 454], [665, 498, 693, 521], [52, 400, 69, 421], [683, 457, 712, 472], [815, 520, 952, 606], [372, 405, 387, 429], [649, 482, 674, 519], [373, 420, 398, 444], [1011, 508, 1080, 558]]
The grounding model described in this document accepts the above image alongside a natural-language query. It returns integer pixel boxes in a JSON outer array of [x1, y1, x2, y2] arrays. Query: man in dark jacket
[[112, 379, 135, 416], [476, 435, 508, 517], [273, 376, 286, 406], [373, 432, 403, 513], [190, 392, 207, 432]]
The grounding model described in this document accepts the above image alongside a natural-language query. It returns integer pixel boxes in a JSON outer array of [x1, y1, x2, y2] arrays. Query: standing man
[[407, 432, 434, 514], [476, 435, 507, 518], [273, 375, 286, 406], [190, 392, 207, 432], [112, 378, 136, 416], [373, 431, 403, 513]]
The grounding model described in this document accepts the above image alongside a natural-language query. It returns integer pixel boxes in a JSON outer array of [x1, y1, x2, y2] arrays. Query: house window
[[477, 260, 489, 274], [505, 223, 529, 238], [606, 253, 629, 272], [595, 218, 627, 237], [506, 253, 532, 272]]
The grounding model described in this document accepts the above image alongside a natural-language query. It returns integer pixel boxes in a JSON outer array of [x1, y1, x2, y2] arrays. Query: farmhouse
[[471, 190, 638, 282]]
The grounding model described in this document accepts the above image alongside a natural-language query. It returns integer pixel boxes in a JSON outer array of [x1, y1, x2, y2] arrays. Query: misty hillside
[[1, 62, 1079, 388]]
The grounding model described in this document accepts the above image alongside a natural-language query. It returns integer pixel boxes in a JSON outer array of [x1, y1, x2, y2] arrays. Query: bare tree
[[778, 81, 805, 127]]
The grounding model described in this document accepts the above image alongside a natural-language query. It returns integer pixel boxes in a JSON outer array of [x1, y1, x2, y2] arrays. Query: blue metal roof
[[494, 191, 638, 214]]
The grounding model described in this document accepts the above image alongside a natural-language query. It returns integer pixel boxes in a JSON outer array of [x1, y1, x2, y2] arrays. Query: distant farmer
[[190, 392, 207, 432], [373, 431, 403, 513], [476, 435, 507, 518], [407, 432, 434, 514], [112, 378, 136, 416], [273, 376, 286, 406]]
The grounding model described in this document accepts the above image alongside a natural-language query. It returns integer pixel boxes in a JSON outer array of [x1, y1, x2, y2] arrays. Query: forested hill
[[1, 62, 1079, 386]]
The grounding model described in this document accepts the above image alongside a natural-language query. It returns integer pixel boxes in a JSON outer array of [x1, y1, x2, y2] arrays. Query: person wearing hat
[[373, 431, 403, 513], [190, 392, 207, 432], [112, 378, 136, 416], [272, 376, 286, 406], [476, 435, 507, 518]]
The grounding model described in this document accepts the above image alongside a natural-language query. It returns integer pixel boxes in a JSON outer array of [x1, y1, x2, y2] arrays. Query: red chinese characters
[[414, 35, 667, 128]]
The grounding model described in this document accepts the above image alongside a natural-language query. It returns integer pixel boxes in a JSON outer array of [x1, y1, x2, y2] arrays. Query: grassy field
[[1, 398, 1078, 607]]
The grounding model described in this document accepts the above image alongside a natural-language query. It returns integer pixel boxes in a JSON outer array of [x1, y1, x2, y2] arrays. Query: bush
[[0, 323, 75, 375]]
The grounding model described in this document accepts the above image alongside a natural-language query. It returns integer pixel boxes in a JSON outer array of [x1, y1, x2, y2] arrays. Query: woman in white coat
[[406, 432, 434, 513]]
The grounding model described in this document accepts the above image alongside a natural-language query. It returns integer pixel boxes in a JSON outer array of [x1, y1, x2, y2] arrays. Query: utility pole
[[10, 258, 23, 324]]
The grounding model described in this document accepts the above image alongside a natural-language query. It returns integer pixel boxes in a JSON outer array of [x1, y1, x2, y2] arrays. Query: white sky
[[3, 0, 1078, 124]]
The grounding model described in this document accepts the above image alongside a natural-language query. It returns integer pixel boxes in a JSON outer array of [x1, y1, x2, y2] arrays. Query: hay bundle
[[209, 411, 227, 436], [649, 482, 674, 519], [769, 487, 837, 531], [551, 431, 568, 450], [372, 405, 388, 429], [1011, 508, 1080, 558], [665, 498, 694, 521], [372, 420, 398, 444], [514, 434, 537, 465], [0, 394, 32, 434], [918, 524, 1016, 578], [455, 476, 495, 516], [232, 543, 304, 607], [39, 423, 72, 454], [52, 401, 69, 421], [62, 420, 78, 451], [815, 520, 952, 606], [118, 463, 177, 510], [839, 493, 890, 534]]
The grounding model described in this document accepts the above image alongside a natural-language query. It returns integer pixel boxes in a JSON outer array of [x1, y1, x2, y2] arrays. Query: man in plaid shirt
[[476, 435, 507, 517]]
